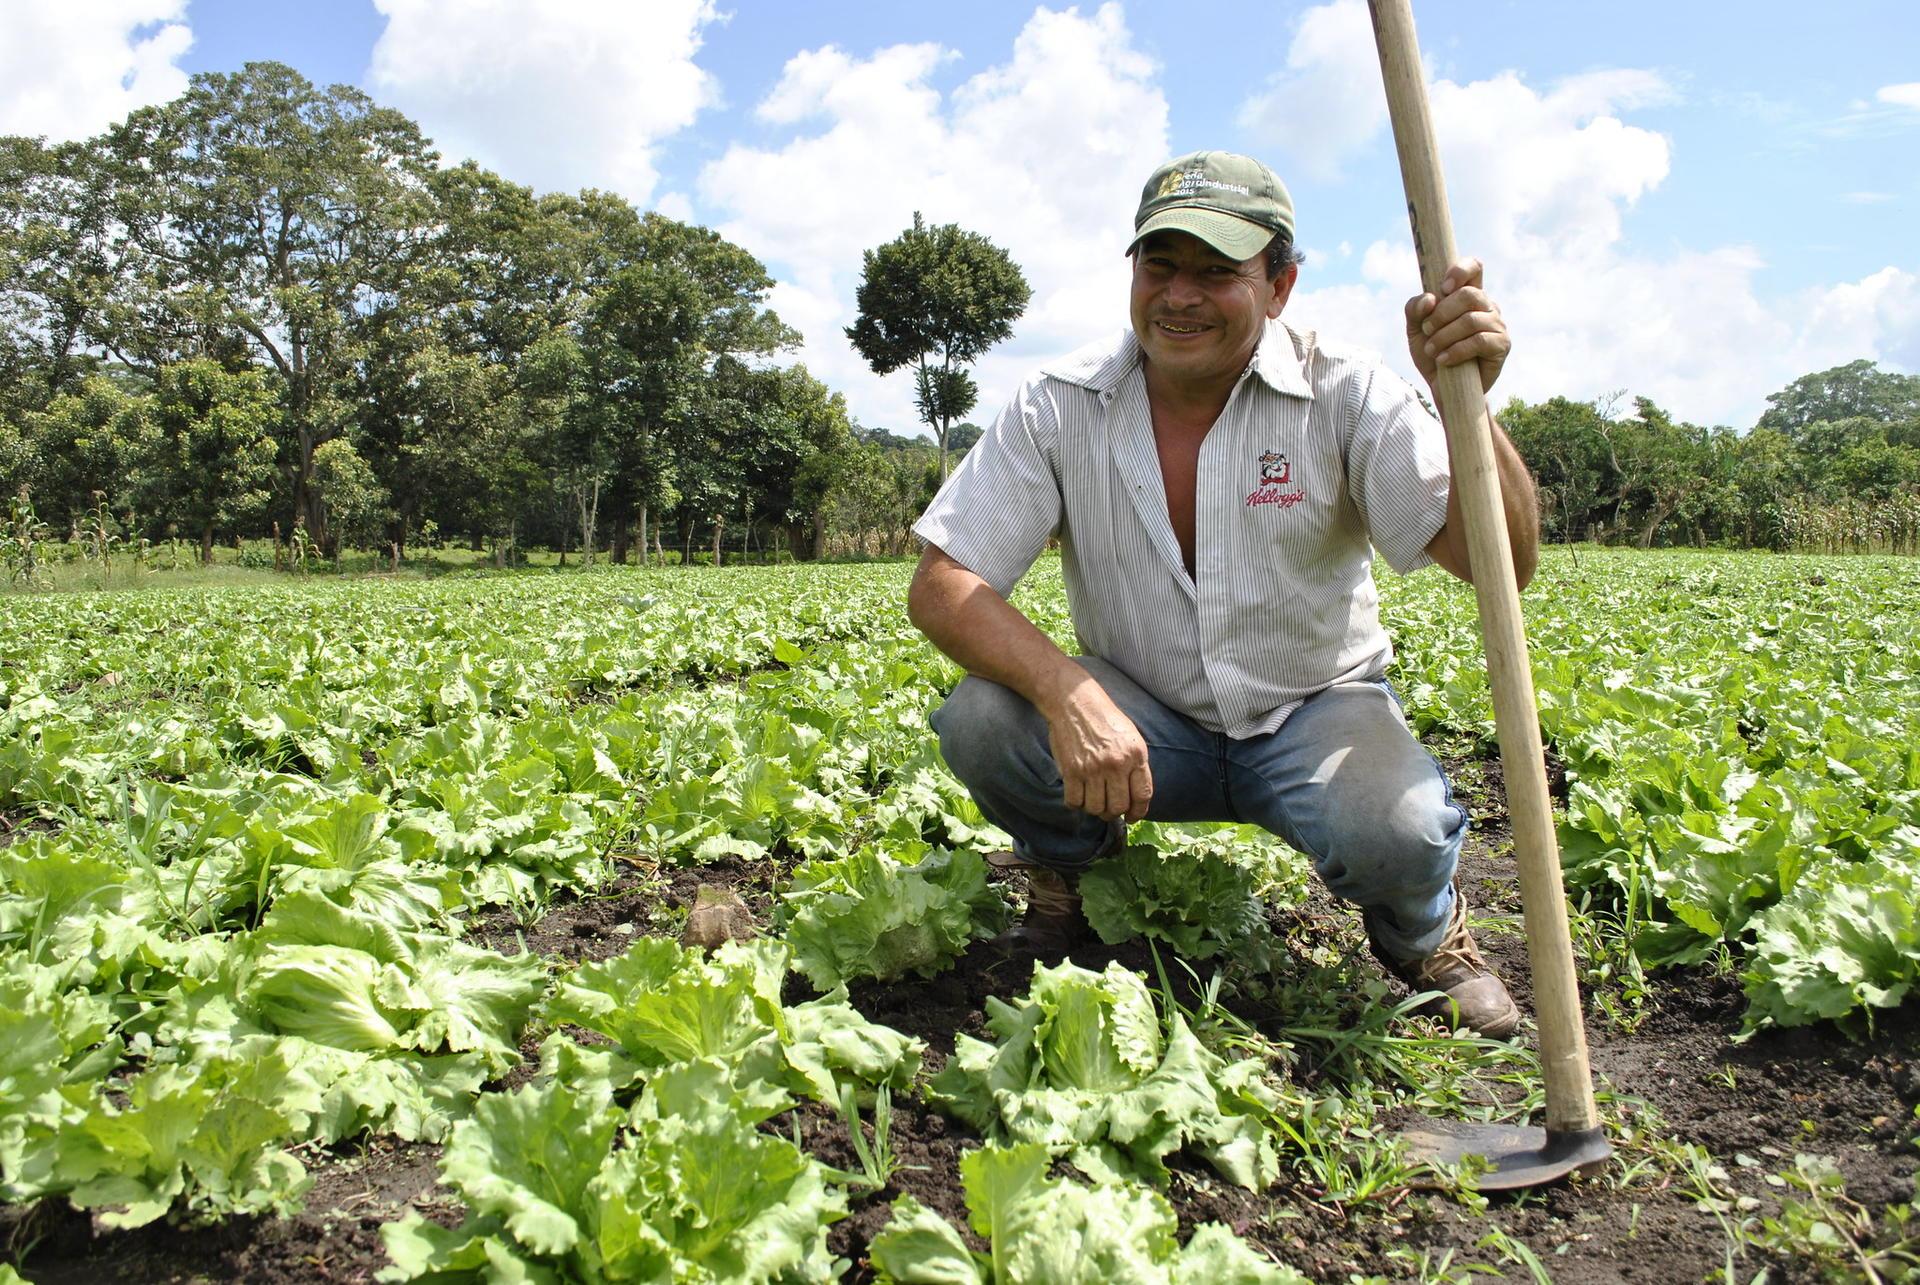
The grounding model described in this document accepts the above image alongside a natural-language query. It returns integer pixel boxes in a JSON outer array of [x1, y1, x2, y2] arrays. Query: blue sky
[[6, 1, 1917, 432]]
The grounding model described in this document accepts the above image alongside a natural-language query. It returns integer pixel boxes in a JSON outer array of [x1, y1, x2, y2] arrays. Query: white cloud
[[366, 0, 720, 203], [0, 1, 191, 142], [1801, 267, 1920, 374], [698, 4, 1167, 434], [1878, 82, 1920, 111], [1235, 0, 1386, 181], [1256, 2, 1913, 427]]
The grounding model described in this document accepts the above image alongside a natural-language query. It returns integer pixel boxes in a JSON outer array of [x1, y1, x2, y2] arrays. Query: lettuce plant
[[929, 960, 1280, 1188], [777, 843, 1009, 989], [380, 1060, 848, 1284], [540, 937, 923, 1103], [1079, 840, 1270, 961], [870, 1141, 1306, 1284]]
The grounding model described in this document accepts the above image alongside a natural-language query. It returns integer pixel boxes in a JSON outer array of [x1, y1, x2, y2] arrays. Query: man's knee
[[932, 676, 1049, 784], [1314, 772, 1464, 899]]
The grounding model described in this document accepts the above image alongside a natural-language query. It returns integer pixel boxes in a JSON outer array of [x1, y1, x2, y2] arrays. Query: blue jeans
[[931, 657, 1466, 960]]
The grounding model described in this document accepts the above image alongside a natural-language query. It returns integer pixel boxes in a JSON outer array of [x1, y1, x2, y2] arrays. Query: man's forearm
[[907, 547, 1088, 720], [1431, 416, 1541, 590]]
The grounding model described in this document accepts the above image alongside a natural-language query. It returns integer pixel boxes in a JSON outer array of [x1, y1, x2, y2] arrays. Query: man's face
[[1129, 230, 1295, 392]]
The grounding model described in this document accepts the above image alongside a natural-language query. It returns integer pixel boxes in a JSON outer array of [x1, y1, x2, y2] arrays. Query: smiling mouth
[[1155, 320, 1210, 335]]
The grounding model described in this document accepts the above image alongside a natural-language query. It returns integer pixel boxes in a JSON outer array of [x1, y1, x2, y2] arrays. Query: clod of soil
[[681, 883, 758, 951]]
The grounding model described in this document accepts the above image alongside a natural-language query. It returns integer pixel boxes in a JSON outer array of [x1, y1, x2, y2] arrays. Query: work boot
[[1367, 889, 1523, 1039], [985, 856, 1092, 957]]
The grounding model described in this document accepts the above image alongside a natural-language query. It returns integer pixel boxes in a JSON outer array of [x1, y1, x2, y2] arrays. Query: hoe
[[1369, 0, 1613, 1189]]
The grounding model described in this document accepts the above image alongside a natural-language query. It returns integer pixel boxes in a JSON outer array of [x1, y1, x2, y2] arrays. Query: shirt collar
[[1041, 320, 1317, 402]]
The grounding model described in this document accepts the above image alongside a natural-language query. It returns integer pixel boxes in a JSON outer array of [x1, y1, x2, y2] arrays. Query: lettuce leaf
[[541, 937, 922, 1103], [381, 1061, 847, 1284], [55, 1038, 321, 1228]]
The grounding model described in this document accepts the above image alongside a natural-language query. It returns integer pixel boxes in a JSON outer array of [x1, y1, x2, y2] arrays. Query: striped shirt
[[913, 318, 1452, 739]]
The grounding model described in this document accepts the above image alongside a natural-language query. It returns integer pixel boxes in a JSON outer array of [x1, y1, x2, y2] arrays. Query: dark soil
[[0, 807, 58, 849], [13, 749, 1919, 1283]]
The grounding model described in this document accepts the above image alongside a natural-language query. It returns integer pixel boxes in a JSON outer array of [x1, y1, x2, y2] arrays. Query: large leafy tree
[[1500, 395, 1614, 543], [100, 62, 439, 548], [20, 376, 155, 526], [846, 213, 1030, 480], [1756, 359, 1920, 441], [0, 136, 128, 414], [563, 199, 795, 561], [354, 162, 568, 559]]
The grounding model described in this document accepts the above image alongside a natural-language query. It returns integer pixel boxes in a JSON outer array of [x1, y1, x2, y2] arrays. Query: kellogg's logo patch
[[1246, 449, 1306, 509]]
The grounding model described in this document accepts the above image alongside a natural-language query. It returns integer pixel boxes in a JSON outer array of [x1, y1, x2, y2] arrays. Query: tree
[[309, 438, 387, 557], [355, 162, 568, 560], [0, 135, 127, 411], [1500, 395, 1613, 543], [22, 375, 154, 528], [846, 213, 1030, 481], [1607, 397, 1713, 548], [1756, 359, 1920, 440], [102, 62, 439, 548], [142, 359, 278, 561], [553, 197, 794, 563]]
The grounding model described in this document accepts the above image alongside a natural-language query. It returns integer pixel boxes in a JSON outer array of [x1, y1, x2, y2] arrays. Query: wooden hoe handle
[[1367, 0, 1600, 1136]]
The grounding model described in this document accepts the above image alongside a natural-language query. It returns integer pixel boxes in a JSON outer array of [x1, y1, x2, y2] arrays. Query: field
[[3, 548, 1919, 1284]]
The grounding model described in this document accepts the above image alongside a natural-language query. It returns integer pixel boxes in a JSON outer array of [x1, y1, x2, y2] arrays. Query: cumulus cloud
[[0, 1, 191, 142], [1878, 82, 1920, 111], [366, 0, 720, 203], [1235, 0, 1387, 181], [1254, 1, 1913, 427], [698, 4, 1167, 433]]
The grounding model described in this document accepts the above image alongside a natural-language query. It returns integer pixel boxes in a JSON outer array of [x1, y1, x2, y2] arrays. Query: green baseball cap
[[1128, 150, 1295, 260]]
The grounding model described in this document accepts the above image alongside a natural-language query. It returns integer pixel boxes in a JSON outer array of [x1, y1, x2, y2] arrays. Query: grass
[[4, 539, 918, 595]]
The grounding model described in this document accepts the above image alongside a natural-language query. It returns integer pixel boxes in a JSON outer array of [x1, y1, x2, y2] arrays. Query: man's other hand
[[1046, 671, 1154, 824], [1404, 257, 1508, 394]]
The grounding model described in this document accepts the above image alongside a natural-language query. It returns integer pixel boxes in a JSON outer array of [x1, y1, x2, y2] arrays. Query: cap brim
[[1127, 207, 1275, 261]]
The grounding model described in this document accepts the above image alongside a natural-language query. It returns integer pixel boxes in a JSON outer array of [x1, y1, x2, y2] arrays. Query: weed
[[834, 1082, 910, 1196], [1749, 1154, 1920, 1283], [1475, 1225, 1554, 1283]]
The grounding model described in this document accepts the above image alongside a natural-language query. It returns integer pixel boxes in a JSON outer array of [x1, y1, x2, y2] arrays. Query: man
[[907, 151, 1537, 1038]]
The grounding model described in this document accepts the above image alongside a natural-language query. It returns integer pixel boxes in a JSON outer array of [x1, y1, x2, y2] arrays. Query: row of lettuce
[[1384, 550, 1920, 1032]]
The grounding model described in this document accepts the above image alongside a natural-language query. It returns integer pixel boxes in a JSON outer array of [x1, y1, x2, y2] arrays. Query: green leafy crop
[[929, 960, 1281, 1188], [777, 842, 1009, 989], [870, 1141, 1306, 1284]]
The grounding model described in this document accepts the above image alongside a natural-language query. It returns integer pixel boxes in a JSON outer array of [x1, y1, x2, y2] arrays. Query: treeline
[[1502, 359, 1920, 554], [0, 62, 952, 567], [3, 62, 1917, 568]]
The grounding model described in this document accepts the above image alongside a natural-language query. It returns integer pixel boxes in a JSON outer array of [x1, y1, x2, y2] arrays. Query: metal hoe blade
[[1400, 1118, 1614, 1191]]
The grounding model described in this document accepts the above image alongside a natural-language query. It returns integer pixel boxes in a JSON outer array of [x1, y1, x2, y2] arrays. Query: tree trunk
[[637, 502, 649, 568], [201, 524, 214, 565], [711, 515, 723, 567], [577, 477, 600, 565], [1638, 501, 1674, 549]]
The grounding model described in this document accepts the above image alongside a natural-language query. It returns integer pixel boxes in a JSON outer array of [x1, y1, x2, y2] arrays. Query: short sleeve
[[912, 379, 1062, 598], [1344, 364, 1452, 575]]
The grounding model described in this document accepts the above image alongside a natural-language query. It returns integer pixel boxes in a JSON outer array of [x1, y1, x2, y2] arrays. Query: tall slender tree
[[846, 213, 1030, 480]]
